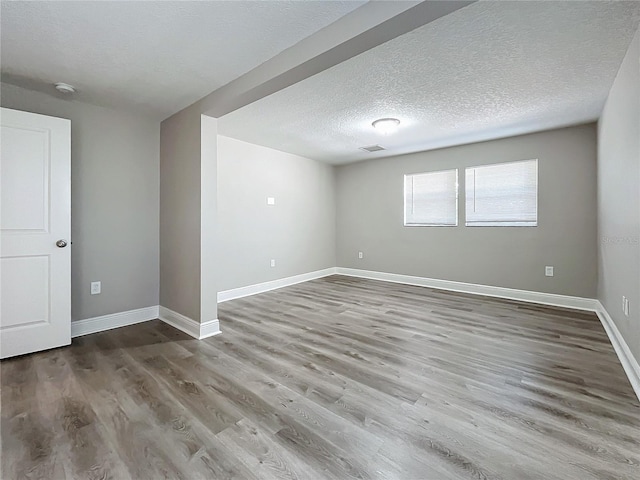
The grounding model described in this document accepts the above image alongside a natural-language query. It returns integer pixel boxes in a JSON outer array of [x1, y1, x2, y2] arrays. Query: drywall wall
[[0, 82, 159, 321], [160, 106, 218, 324], [200, 115, 218, 323], [159, 105, 202, 322], [598, 28, 640, 363], [217, 136, 335, 291], [336, 125, 597, 298]]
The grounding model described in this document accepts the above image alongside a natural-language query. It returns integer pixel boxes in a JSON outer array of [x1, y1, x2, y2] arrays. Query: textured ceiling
[[219, 1, 640, 164], [0, 0, 366, 119]]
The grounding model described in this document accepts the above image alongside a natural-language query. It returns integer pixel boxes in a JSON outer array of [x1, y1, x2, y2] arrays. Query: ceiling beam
[[176, 1, 476, 120]]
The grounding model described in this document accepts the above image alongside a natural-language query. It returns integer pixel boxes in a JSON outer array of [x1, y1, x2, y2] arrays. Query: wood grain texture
[[2, 275, 639, 479]]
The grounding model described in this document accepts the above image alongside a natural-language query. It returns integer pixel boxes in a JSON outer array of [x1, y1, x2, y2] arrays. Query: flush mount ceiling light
[[372, 117, 400, 135], [54, 83, 76, 94]]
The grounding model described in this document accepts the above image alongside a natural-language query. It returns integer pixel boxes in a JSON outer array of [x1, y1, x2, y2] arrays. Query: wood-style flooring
[[2, 275, 639, 480]]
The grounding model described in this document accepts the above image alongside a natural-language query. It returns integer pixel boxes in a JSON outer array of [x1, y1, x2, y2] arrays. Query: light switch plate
[[623, 296, 630, 316]]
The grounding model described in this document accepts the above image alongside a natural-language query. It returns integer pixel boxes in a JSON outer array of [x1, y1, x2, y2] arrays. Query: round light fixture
[[54, 83, 76, 94], [372, 117, 400, 135]]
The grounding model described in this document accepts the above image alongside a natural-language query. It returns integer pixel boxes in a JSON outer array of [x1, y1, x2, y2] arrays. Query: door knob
[[56, 239, 68, 248]]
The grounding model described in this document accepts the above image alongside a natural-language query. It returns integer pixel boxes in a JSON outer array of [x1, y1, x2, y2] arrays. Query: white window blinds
[[404, 169, 458, 226], [465, 159, 538, 227]]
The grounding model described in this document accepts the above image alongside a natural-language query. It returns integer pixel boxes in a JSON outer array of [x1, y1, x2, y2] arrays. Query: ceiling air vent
[[359, 144, 386, 153]]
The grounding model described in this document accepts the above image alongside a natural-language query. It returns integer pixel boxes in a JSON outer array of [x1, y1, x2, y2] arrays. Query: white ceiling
[[0, 0, 366, 119], [219, 1, 640, 164]]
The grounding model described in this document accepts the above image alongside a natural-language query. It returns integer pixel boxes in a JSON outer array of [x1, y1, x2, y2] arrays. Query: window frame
[[464, 158, 538, 227], [403, 168, 459, 227]]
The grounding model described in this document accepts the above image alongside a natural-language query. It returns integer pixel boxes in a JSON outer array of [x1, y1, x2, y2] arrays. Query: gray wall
[[159, 105, 202, 321], [336, 125, 598, 298], [598, 28, 640, 363], [200, 116, 218, 322], [1, 82, 159, 321], [217, 135, 336, 291]]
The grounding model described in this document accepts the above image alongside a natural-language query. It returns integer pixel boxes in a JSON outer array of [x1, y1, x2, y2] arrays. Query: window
[[465, 159, 538, 226], [404, 169, 458, 226]]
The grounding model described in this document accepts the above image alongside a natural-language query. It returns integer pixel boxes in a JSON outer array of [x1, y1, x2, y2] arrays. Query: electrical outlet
[[545, 266, 554, 277], [267, 197, 275, 206], [91, 281, 101, 295], [358, 251, 363, 259], [270, 259, 276, 268]]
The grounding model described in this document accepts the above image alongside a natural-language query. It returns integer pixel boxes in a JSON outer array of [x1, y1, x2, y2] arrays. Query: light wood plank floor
[[2, 275, 639, 480]]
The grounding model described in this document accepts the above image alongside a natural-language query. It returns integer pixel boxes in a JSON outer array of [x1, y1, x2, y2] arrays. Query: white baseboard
[[72, 305, 159, 338], [217, 267, 337, 303], [335, 267, 598, 311], [335, 267, 638, 401], [71, 304, 220, 341], [158, 306, 221, 340], [199, 319, 221, 339], [69, 271, 638, 401], [595, 302, 640, 402]]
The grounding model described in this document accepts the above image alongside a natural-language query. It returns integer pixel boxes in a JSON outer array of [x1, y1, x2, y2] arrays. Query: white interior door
[[1, 107, 71, 358]]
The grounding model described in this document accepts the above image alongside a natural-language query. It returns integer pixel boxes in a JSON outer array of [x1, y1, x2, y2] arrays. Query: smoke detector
[[54, 83, 76, 94]]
